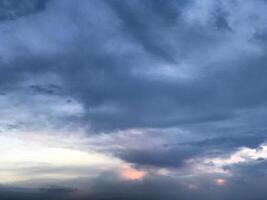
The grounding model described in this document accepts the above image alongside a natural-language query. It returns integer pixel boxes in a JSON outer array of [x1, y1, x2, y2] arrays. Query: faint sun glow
[[121, 167, 145, 181], [215, 178, 226, 186]]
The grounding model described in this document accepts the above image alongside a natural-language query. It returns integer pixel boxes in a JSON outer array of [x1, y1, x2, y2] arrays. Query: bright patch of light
[[0, 131, 122, 184], [120, 166, 145, 181], [207, 144, 267, 168], [190, 144, 267, 175], [215, 178, 226, 186]]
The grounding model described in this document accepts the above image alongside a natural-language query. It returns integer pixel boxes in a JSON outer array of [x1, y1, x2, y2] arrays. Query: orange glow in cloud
[[121, 167, 145, 181], [215, 178, 226, 185]]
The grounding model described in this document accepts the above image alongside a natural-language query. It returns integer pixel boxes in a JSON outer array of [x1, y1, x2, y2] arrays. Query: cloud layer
[[1, 0, 267, 199]]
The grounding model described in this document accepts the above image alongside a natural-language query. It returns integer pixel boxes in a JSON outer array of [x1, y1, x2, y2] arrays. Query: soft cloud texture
[[1, 0, 267, 199]]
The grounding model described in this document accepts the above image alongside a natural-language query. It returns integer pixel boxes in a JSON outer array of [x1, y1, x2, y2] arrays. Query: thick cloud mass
[[1, 0, 267, 132], [1, 0, 267, 199]]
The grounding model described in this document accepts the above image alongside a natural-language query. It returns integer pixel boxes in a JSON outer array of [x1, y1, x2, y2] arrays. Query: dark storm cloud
[[118, 144, 198, 168], [2, 0, 267, 132], [114, 132, 267, 168]]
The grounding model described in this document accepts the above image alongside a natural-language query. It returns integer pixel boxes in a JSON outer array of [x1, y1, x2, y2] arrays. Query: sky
[[1, 0, 267, 199]]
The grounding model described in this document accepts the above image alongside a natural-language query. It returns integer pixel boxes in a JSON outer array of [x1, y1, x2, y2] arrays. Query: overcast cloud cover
[[1, 0, 267, 199]]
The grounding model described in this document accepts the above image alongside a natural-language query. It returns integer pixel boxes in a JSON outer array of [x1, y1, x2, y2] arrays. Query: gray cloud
[[0, 0, 264, 132], [0, 0, 48, 21], [0, 185, 75, 200]]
